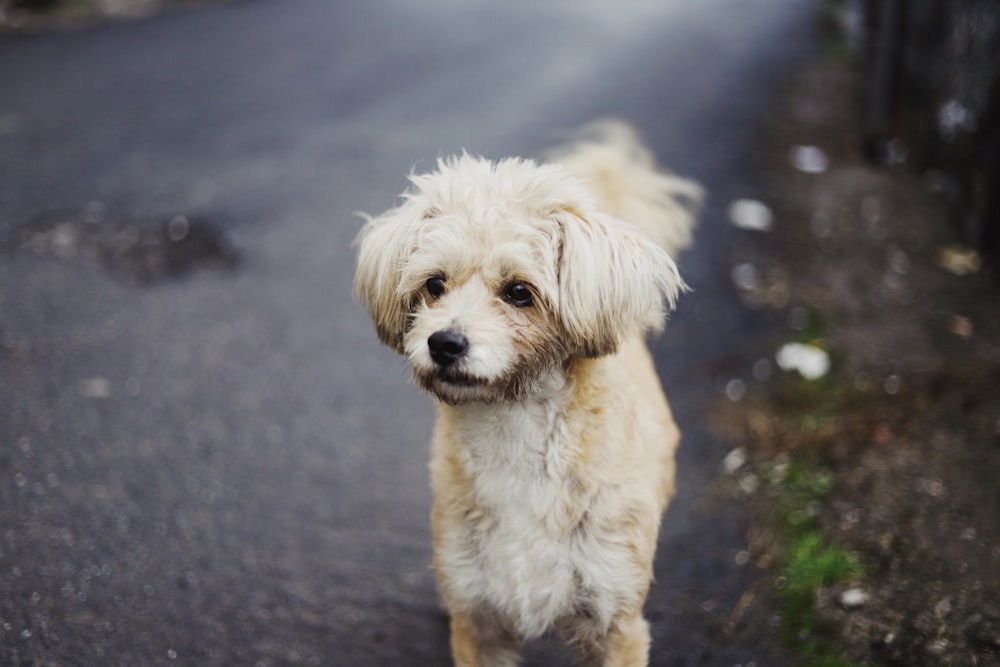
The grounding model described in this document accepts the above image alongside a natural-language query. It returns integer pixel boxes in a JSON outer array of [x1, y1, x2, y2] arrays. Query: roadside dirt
[[714, 54, 1000, 666], [0, 0, 204, 31]]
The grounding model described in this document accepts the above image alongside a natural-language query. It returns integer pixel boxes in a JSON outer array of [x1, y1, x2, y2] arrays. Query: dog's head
[[354, 154, 684, 404]]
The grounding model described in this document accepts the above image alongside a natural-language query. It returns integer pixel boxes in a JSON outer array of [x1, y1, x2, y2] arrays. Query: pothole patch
[[7, 203, 239, 283]]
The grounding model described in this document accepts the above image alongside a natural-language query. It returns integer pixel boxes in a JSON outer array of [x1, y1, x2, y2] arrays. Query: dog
[[354, 122, 702, 667]]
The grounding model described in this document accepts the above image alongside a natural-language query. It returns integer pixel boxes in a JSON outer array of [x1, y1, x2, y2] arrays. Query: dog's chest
[[443, 406, 629, 638], [456, 469, 603, 636]]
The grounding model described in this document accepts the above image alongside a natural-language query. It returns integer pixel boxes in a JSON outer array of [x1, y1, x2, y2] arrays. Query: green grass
[[753, 306, 879, 665], [787, 533, 861, 593], [768, 461, 872, 667]]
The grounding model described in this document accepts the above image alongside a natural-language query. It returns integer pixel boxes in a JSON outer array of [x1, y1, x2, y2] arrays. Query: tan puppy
[[354, 123, 702, 667]]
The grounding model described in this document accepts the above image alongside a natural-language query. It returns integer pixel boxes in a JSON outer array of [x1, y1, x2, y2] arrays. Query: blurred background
[[1, 1, 997, 665]]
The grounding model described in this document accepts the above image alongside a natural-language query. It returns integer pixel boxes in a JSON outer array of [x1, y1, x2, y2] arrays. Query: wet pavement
[[1, 1, 818, 664]]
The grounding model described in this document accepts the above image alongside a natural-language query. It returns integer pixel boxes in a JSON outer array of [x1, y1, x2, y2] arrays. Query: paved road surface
[[0, 1, 817, 664]]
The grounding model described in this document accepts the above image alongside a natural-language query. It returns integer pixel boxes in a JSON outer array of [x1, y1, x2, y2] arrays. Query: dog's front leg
[[449, 609, 523, 667], [560, 610, 651, 667], [601, 612, 651, 667]]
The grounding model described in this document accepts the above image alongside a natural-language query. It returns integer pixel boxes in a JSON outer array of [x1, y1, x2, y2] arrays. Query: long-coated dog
[[354, 122, 702, 667]]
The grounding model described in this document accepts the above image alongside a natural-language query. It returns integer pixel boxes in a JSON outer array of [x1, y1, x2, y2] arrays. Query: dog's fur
[[354, 122, 702, 667]]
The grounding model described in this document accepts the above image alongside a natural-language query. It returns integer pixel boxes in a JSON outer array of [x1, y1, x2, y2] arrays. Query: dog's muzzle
[[428, 330, 469, 367]]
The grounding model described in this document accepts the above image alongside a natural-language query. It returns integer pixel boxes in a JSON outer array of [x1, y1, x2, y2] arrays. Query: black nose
[[427, 330, 469, 366]]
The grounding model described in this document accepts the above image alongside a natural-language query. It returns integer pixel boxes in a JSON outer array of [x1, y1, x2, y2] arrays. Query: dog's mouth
[[411, 364, 494, 404], [435, 366, 488, 387]]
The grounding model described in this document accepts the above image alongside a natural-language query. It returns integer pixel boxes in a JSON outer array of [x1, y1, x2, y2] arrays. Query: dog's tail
[[550, 121, 704, 259]]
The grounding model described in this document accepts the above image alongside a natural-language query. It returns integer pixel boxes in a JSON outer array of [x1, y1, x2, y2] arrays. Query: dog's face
[[354, 155, 683, 404]]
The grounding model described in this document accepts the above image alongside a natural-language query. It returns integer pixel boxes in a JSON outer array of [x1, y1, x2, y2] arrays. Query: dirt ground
[[713, 52, 1000, 666]]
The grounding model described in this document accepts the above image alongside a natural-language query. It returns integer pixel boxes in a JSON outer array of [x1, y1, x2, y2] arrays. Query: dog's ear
[[556, 207, 685, 358], [353, 207, 417, 353]]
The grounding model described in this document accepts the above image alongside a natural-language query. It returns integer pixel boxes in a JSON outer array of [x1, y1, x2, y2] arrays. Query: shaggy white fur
[[354, 121, 702, 667]]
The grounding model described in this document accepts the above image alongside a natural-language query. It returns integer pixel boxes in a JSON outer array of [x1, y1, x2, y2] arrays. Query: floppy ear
[[353, 207, 417, 353], [557, 207, 685, 358]]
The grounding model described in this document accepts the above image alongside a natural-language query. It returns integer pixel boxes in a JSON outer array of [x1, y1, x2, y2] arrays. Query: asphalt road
[[1, 1, 817, 664]]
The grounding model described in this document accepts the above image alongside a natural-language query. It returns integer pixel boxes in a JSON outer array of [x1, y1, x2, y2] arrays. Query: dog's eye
[[426, 276, 446, 298], [502, 282, 533, 307]]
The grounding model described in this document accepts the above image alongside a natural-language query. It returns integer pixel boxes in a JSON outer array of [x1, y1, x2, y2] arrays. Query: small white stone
[[725, 378, 746, 402], [840, 587, 870, 608], [722, 447, 748, 475], [738, 473, 760, 495], [790, 145, 830, 174], [775, 343, 830, 380], [728, 199, 774, 232]]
